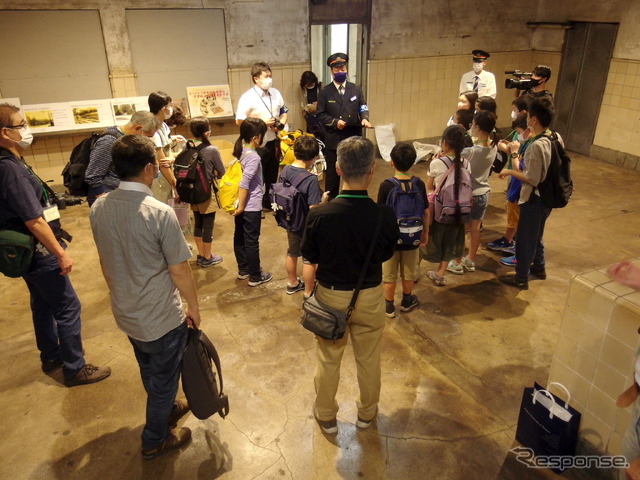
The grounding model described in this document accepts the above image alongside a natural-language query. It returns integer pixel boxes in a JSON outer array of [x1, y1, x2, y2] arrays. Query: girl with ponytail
[[423, 125, 469, 286], [231, 118, 273, 286], [447, 110, 497, 275]]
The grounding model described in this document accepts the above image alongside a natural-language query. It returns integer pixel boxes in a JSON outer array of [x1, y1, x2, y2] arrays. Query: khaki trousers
[[314, 284, 386, 422]]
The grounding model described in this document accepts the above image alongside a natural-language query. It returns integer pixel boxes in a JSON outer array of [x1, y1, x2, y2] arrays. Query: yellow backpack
[[279, 130, 315, 166], [217, 159, 243, 214]]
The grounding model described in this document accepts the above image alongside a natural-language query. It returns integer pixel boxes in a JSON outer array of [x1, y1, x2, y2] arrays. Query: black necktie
[[473, 76, 479, 92], [339, 85, 344, 96]]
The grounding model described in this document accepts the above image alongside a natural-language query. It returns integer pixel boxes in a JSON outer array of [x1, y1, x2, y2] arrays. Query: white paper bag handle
[[532, 389, 558, 419], [546, 381, 571, 408]]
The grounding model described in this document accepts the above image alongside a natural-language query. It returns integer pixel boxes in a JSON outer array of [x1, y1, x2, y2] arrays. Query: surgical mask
[[163, 106, 173, 120], [457, 100, 468, 110], [257, 77, 272, 90], [333, 71, 347, 84], [510, 111, 518, 121], [472, 62, 483, 74], [306, 84, 316, 90], [17, 125, 33, 149]]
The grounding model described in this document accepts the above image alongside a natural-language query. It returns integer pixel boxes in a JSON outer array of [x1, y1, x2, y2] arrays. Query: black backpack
[[61, 131, 118, 196], [181, 328, 229, 420], [173, 141, 212, 205], [534, 132, 573, 208]]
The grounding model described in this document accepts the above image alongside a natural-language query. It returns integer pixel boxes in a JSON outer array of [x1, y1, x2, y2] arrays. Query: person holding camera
[[0, 103, 111, 386], [316, 53, 371, 200], [522, 65, 553, 101], [236, 62, 289, 210]]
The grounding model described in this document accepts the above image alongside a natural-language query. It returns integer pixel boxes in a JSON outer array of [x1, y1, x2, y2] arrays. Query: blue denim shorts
[[470, 193, 488, 221]]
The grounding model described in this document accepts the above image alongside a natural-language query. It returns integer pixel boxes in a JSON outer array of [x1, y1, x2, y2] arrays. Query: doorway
[[310, 24, 368, 91], [554, 22, 618, 155]]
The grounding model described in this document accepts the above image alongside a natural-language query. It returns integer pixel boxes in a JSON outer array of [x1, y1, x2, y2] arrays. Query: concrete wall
[[2, 0, 640, 184]]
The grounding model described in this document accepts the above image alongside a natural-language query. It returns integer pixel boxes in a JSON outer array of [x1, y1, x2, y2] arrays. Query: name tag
[[43, 205, 60, 222], [350, 96, 357, 102], [328, 100, 336, 103]]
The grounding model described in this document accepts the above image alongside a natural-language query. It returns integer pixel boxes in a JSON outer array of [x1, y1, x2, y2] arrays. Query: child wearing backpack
[[446, 111, 498, 275], [377, 143, 428, 317], [423, 125, 471, 287], [232, 118, 272, 287], [188, 117, 226, 268], [278, 135, 327, 296]]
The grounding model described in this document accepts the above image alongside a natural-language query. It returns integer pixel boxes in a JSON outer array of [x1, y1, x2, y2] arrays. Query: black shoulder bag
[[300, 210, 383, 341]]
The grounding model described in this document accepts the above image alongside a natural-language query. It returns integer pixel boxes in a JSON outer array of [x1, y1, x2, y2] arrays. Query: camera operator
[[236, 62, 289, 210], [522, 65, 553, 101]]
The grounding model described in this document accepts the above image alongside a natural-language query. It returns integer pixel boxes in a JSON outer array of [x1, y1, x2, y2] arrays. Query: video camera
[[55, 193, 84, 209], [504, 70, 539, 90]]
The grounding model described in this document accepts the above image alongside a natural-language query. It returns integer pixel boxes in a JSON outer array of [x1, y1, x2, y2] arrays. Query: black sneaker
[[286, 279, 305, 295], [385, 301, 396, 318], [200, 254, 223, 268], [248, 271, 272, 287], [499, 274, 529, 290], [41, 358, 63, 373], [530, 268, 547, 280], [64, 363, 111, 387], [399, 295, 419, 313], [237, 272, 250, 280]]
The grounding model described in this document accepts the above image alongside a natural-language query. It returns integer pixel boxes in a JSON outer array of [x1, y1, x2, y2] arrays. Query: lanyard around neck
[[336, 194, 369, 199]]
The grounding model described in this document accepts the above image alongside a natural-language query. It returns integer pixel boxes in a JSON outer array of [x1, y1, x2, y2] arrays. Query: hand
[[56, 251, 73, 276], [265, 117, 276, 127], [185, 307, 201, 329], [337, 120, 347, 130], [608, 261, 640, 289], [307, 103, 317, 113], [232, 207, 244, 217], [170, 135, 186, 143], [419, 232, 428, 247], [159, 158, 173, 169], [498, 169, 511, 180], [361, 119, 372, 128], [321, 191, 330, 203], [617, 384, 639, 408], [627, 457, 640, 480]]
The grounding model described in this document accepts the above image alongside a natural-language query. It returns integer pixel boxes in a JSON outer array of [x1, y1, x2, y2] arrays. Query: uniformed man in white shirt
[[459, 50, 497, 98], [236, 62, 289, 209]]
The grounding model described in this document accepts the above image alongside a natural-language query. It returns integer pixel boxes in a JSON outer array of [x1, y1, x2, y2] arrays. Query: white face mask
[[257, 77, 273, 90], [511, 111, 518, 121], [472, 62, 483, 74], [163, 106, 173, 120], [17, 125, 33, 149]]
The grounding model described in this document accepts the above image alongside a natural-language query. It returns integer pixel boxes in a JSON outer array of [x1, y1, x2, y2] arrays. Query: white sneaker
[[461, 256, 476, 272], [427, 271, 446, 286], [446, 260, 463, 275]]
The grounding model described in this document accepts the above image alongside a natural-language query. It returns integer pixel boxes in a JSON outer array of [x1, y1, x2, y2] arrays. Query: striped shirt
[[89, 181, 191, 341]]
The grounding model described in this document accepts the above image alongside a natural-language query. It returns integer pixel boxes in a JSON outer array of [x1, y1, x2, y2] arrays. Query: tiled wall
[[367, 51, 561, 142], [548, 260, 640, 456], [593, 59, 640, 159]]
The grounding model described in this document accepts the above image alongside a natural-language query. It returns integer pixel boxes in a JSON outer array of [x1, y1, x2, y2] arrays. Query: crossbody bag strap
[[347, 209, 384, 317], [434, 157, 455, 196]]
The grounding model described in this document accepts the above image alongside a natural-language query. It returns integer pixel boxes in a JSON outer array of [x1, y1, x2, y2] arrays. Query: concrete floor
[[1, 151, 639, 480]]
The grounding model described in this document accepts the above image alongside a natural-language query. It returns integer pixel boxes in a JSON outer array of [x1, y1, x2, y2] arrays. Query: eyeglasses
[[4, 123, 27, 129]]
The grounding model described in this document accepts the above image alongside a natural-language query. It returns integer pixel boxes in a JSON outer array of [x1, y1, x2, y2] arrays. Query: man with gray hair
[[85, 111, 160, 206], [301, 136, 398, 434]]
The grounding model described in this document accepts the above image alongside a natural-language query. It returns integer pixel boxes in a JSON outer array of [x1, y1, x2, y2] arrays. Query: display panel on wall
[[126, 9, 229, 103], [0, 10, 112, 104]]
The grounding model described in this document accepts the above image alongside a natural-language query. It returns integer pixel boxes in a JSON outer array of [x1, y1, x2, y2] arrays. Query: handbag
[[300, 209, 383, 341], [0, 229, 35, 278], [515, 381, 581, 473]]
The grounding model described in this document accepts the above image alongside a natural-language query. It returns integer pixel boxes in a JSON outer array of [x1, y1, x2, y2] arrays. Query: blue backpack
[[269, 169, 314, 234], [385, 176, 425, 247]]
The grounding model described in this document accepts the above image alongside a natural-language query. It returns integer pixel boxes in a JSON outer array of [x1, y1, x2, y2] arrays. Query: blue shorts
[[470, 193, 488, 221]]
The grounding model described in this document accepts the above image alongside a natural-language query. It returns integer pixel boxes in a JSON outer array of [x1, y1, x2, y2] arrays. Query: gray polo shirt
[[89, 181, 192, 341]]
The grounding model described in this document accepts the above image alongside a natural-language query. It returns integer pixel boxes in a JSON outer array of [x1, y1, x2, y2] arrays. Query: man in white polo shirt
[[459, 50, 497, 98], [90, 135, 201, 460], [236, 61, 289, 210]]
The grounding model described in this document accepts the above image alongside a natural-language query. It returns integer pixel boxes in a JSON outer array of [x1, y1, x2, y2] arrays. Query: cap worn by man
[[327, 53, 349, 68], [472, 49, 490, 62]]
